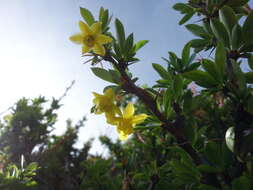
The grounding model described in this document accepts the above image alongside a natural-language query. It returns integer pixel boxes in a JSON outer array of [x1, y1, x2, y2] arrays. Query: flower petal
[[69, 34, 83, 44], [82, 45, 90, 54], [79, 21, 92, 34], [105, 113, 119, 125], [93, 43, 105, 56], [91, 22, 101, 35], [132, 114, 148, 124], [92, 92, 102, 98], [96, 34, 112, 44], [119, 132, 128, 141], [123, 103, 134, 118], [104, 88, 114, 99]]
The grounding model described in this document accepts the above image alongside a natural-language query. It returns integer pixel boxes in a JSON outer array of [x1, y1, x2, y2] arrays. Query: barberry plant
[[70, 1, 253, 189]]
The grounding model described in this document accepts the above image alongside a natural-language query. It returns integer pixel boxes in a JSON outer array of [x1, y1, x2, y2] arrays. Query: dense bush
[[2, 0, 253, 189]]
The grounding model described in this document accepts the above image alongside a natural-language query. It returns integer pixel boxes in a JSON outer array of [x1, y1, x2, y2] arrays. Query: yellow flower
[[114, 103, 147, 141], [70, 21, 112, 56], [92, 88, 120, 116]]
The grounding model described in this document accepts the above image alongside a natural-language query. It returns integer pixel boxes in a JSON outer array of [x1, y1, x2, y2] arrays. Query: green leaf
[[242, 10, 253, 44], [113, 42, 121, 58], [183, 70, 218, 88], [152, 63, 171, 80], [173, 3, 193, 14], [179, 12, 194, 25], [226, 0, 249, 7], [115, 18, 125, 51], [203, 20, 213, 34], [210, 19, 230, 47], [186, 24, 209, 38], [109, 69, 121, 84], [197, 165, 222, 173], [182, 42, 191, 65], [91, 67, 114, 83], [204, 142, 223, 167], [244, 72, 253, 83], [215, 42, 226, 77], [134, 40, 149, 52], [80, 7, 95, 26], [239, 43, 253, 52], [202, 59, 221, 82], [248, 54, 253, 70], [173, 75, 183, 99], [190, 39, 208, 49], [101, 10, 109, 31], [231, 24, 243, 50], [198, 184, 220, 190], [185, 62, 201, 71], [99, 7, 105, 21], [232, 176, 251, 190], [124, 33, 134, 55], [219, 6, 237, 34], [163, 88, 172, 116]]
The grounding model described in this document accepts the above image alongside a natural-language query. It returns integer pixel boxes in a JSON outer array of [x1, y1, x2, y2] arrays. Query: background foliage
[[1, 0, 253, 189]]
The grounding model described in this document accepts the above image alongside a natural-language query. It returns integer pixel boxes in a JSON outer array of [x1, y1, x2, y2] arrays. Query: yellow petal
[[105, 113, 119, 125], [104, 88, 114, 99], [132, 114, 148, 124], [96, 34, 112, 44], [114, 106, 122, 116], [123, 103, 134, 118], [91, 22, 101, 35], [79, 21, 92, 34], [69, 34, 83, 44], [119, 133, 128, 141], [92, 92, 101, 98], [82, 45, 90, 54], [93, 43, 105, 56]]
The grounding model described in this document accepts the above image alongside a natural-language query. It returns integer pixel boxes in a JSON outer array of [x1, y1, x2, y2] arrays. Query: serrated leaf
[[134, 40, 149, 52], [115, 18, 125, 51], [210, 19, 230, 47], [91, 67, 115, 83], [152, 63, 171, 80], [80, 7, 95, 26], [219, 6, 237, 34], [183, 70, 218, 88], [242, 10, 253, 44]]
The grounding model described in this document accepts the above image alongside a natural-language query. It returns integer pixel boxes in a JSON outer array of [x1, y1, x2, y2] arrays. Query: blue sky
[[0, 0, 195, 154]]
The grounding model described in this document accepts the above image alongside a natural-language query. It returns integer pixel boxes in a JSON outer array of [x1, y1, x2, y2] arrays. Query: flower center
[[83, 35, 95, 47]]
